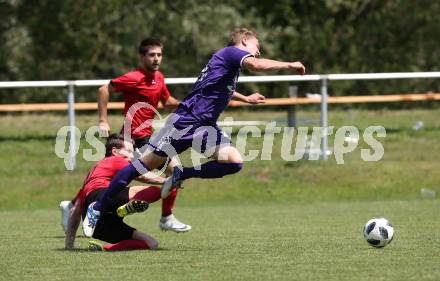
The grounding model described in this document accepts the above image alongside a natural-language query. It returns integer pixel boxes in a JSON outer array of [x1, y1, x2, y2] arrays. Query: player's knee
[[151, 242, 159, 250], [230, 148, 243, 163], [148, 239, 159, 250]]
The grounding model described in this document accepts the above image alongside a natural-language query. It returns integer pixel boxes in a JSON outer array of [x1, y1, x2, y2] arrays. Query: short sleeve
[[110, 72, 138, 92], [223, 47, 253, 69]]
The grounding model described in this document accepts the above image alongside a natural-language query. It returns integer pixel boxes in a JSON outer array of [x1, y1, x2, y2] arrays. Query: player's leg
[[88, 188, 157, 251], [95, 151, 166, 212], [117, 185, 161, 217], [112, 230, 158, 251], [181, 145, 243, 179], [160, 128, 243, 198], [159, 187, 192, 232], [89, 230, 157, 251], [82, 189, 105, 237], [116, 178, 191, 232], [131, 230, 158, 250], [160, 146, 242, 198], [147, 158, 191, 232], [162, 160, 181, 216], [116, 200, 149, 218], [83, 152, 167, 237]]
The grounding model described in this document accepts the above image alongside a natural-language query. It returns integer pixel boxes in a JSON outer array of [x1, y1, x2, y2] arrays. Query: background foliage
[[0, 0, 439, 103]]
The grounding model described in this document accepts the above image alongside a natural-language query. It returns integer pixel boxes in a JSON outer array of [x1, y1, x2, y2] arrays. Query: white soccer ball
[[363, 218, 394, 248]]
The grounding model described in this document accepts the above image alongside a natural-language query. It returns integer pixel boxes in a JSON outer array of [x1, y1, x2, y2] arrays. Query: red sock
[[103, 239, 150, 251], [132, 186, 161, 203], [161, 187, 177, 217]]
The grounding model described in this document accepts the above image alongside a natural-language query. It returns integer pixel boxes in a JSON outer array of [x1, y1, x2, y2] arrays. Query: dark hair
[[105, 134, 126, 157], [138, 37, 163, 55]]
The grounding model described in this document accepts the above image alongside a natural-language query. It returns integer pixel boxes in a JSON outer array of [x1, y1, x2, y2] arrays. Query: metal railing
[[1, 71, 440, 169]]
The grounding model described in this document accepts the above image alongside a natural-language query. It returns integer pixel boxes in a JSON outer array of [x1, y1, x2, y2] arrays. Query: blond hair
[[228, 28, 256, 46]]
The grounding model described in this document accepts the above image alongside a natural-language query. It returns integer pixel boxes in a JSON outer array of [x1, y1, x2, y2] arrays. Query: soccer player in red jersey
[[96, 37, 190, 232], [83, 28, 305, 237], [65, 134, 173, 251]]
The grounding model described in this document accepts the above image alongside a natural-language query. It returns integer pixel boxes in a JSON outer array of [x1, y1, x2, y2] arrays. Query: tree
[[0, 0, 438, 104]]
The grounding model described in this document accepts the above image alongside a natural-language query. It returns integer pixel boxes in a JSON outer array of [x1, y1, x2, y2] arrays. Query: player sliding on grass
[[83, 27, 305, 237], [65, 134, 184, 251], [97, 37, 190, 232], [60, 38, 190, 234]]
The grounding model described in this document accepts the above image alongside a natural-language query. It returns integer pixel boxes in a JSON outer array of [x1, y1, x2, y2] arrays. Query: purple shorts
[[148, 111, 231, 158]]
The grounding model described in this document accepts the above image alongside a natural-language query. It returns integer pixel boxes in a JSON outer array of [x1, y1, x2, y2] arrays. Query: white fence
[[1, 72, 440, 169]]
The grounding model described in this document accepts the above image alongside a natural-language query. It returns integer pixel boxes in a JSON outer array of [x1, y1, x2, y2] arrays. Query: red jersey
[[75, 156, 130, 210], [110, 68, 171, 139]]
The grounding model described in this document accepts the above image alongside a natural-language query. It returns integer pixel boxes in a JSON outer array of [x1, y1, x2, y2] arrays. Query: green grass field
[[0, 108, 439, 281], [1, 201, 439, 281]]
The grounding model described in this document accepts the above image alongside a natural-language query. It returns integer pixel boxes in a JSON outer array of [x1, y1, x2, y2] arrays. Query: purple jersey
[[178, 46, 253, 124]]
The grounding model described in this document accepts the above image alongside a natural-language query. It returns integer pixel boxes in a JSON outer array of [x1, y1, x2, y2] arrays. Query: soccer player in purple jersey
[[83, 28, 305, 236]]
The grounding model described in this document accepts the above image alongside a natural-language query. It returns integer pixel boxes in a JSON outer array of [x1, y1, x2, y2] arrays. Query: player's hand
[[246, 93, 266, 104], [98, 121, 110, 137], [289, 61, 305, 75]]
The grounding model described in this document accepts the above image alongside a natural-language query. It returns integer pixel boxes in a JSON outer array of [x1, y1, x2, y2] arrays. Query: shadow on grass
[[54, 248, 90, 253], [54, 247, 179, 253], [0, 135, 55, 142], [385, 126, 440, 134], [54, 244, 219, 253]]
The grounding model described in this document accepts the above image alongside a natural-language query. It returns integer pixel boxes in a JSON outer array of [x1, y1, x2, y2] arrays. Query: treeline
[[0, 0, 439, 104]]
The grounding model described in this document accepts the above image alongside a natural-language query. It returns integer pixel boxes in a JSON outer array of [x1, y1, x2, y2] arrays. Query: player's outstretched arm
[[136, 172, 165, 185], [64, 199, 81, 250], [243, 57, 305, 75], [98, 84, 112, 137], [162, 96, 180, 110], [232, 91, 266, 104]]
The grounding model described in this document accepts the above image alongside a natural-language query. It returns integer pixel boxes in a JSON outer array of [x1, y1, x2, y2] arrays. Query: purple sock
[[94, 160, 149, 212], [181, 161, 243, 180]]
